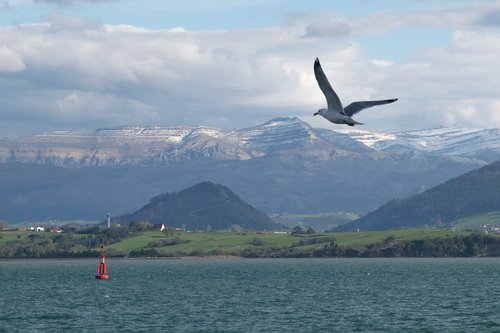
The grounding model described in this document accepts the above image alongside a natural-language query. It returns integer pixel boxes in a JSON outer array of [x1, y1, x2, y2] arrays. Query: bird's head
[[314, 109, 325, 116]]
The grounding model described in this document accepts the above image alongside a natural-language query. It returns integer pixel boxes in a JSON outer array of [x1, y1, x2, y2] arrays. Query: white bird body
[[313, 57, 397, 126], [315, 108, 363, 126]]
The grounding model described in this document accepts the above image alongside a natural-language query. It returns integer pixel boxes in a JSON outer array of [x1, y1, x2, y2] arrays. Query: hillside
[[111, 182, 278, 231], [337, 159, 500, 231]]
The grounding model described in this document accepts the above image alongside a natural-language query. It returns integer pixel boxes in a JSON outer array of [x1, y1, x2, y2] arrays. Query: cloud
[[303, 19, 351, 38], [33, 0, 114, 6], [0, 46, 26, 72], [1, 0, 30, 7], [296, 1, 500, 36], [1, 2, 500, 137], [46, 9, 102, 31], [476, 8, 500, 27], [371, 59, 394, 68], [1, 0, 114, 8], [0, 16, 333, 135]]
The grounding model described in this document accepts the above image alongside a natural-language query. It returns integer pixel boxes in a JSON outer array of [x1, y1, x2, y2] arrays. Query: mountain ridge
[[0, 118, 494, 223], [2, 118, 499, 167]]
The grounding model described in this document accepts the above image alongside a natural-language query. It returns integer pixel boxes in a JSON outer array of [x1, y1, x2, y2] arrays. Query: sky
[[1, 0, 499, 137]]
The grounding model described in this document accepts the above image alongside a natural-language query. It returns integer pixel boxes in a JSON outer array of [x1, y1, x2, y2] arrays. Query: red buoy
[[95, 243, 109, 280]]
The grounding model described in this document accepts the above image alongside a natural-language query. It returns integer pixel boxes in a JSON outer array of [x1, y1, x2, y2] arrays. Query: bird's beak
[[313, 111, 319, 116]]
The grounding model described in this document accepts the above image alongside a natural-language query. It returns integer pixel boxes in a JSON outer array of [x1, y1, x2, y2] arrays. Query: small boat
[[95, 243, 109, 280]]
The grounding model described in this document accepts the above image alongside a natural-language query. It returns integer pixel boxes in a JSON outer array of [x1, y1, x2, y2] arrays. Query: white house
[[154, 223, 166, 231]]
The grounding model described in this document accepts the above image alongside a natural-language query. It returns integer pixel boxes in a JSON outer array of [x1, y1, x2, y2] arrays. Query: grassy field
[[0, 228, 483, 257], [106, 228, 473, 256], [452, 211, 500, 230], [107, 231, 300, 256], [0, 230, 25, 245]]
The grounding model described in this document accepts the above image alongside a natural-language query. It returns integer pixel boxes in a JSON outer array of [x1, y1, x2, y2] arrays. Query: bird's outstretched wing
[[344, 98, 398, 117], [314, 58, 343, 113]]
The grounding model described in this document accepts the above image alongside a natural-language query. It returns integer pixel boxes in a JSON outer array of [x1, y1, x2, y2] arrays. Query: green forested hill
[[337, 159, 500, 231], [111, 182, 278, 231]]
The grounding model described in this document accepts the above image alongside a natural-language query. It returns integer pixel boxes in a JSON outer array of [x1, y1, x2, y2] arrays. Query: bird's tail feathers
[[347, 120, 364, 126]]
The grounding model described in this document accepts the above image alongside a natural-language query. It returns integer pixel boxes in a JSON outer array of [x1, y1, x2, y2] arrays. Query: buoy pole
[[95, 242, 109, 280]]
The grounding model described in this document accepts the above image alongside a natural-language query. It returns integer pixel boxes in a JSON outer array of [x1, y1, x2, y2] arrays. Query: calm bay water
[[1, 258, 500, 332]]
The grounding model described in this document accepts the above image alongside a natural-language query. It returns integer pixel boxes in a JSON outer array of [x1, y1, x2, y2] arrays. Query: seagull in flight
[[313, 57, 397, 126]]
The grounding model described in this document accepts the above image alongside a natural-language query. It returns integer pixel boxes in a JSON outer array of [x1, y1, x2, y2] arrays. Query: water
[[1, 258, 500, 332]]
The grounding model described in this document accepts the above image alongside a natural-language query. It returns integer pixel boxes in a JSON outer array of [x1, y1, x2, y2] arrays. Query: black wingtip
[[389, 98, 398, 103], [314, 57, 321, 69]]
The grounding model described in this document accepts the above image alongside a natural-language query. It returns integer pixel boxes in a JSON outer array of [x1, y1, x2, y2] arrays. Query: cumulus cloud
[[0, 15, 332, 135], [1, 2, 500, 137]]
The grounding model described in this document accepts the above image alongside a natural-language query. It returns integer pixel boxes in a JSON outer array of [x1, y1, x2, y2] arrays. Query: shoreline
[[1, 256, 499, 261]]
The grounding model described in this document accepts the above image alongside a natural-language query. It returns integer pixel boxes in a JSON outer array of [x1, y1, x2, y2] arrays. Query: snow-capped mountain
[[2, 118, 499, 167], [1, 117, 499, 223], [335, 127, 500, 162], [0, 117, 346, 166]]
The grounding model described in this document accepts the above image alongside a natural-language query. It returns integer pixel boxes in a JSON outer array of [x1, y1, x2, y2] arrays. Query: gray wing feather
[[314, 58, 343, 113], [344, 98, 398, 117]]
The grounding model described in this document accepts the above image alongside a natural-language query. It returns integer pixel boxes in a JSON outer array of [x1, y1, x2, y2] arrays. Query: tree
[[128, 221, 153, 232], [251, 237, 265, 246], [291, 226, 305, 235]]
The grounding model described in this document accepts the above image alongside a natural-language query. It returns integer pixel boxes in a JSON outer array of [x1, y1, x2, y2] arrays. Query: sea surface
[[1, 258, 500, 332]]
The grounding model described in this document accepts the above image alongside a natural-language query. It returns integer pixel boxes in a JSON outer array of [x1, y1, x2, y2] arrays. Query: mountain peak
[[114, 181, 278, 231], [179, 181, 237, 199], [261, 117, 307, 126]]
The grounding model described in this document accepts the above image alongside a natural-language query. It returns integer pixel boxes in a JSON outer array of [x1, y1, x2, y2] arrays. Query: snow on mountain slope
[[232, 117, 320, 149], [335, 127, 500, 162], [1, 118, 500, 167]]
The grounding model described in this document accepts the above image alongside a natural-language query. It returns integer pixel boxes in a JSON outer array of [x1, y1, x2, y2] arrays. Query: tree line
[[311, 234, 500, 258], [0, 221, 156, 258], [2, 226, 500, 258]]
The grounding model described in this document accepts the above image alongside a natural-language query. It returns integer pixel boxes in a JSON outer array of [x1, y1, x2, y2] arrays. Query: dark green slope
[[337, 159, 500, 231], [112, 181, 278, 231]]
